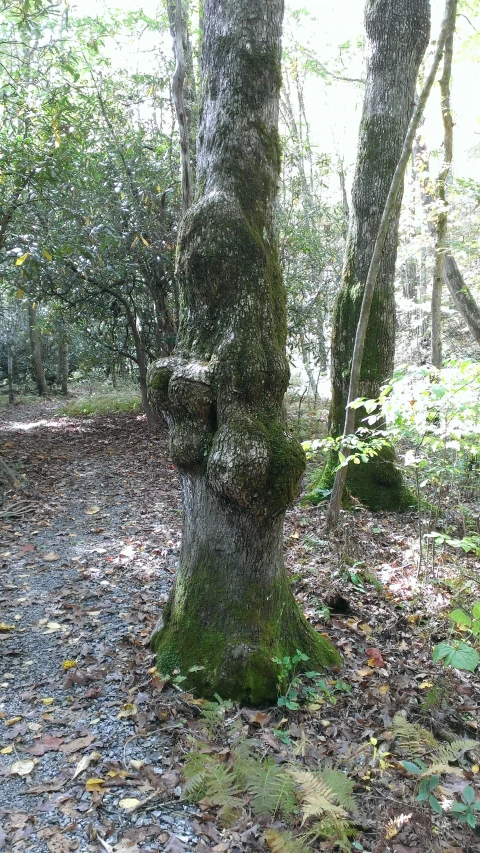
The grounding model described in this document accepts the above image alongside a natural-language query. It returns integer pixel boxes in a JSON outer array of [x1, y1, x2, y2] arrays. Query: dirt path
[[0, 404, 198, 853]]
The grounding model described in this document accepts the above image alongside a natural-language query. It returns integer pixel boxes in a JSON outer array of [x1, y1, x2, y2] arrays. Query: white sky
[[71, 0, 480, 183]]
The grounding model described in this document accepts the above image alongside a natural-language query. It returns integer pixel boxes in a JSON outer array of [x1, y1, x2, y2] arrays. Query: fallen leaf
[[85, 506, 100, 515], [43, 622, 63, 634], [47, 833, 71, 853], [59, 735, 95, 754], [117, 703, 137, 719], [26, 736, 63, 756], [6, 716, 22, 726], [119, 798, 142, 810], [85, 777, 105, 791], [42, 552, 61, 562], [72, 751, 101, 780], [359, 622, 374, 635], [0, 623, 15, 632], [62, 660, 76, 670], [366, 647, 386, 668], [41, 697, 55, 706], [1, 745, 13, 755], [10, 759, 35, 776]]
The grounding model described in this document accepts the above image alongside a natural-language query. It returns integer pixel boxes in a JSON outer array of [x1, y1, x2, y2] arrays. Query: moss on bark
[[152, 558, 341, 705], [308, 447, 416, 512]]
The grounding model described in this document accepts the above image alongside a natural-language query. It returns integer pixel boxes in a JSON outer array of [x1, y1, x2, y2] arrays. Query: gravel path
[[0, 403, 199, 853]]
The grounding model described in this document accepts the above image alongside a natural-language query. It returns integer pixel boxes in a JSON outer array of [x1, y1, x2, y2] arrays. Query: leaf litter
[[1, 400, 480, 852]]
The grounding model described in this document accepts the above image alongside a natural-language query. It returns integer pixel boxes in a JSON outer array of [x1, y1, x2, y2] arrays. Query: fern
[[183, 753, 240, 806], [289, 768, 347, 823], [393, 713, 437, 756], [426, 738, 479, 775], [302, 816, 357, 852], [317, 765, 357, 813], [246, 759, 297, 818], [264, 828, 310, 853]]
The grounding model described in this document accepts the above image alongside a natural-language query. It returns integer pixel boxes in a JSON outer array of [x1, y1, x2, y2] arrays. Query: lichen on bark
[[148, 0, 340, 704]]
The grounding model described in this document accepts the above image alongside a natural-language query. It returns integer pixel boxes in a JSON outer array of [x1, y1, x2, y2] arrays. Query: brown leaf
[[27, 736, 63, 756], [47, 833, 72, 853], [59, 735, 95, 754]]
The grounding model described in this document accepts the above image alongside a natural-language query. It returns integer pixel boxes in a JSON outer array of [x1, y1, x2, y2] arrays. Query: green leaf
[[472, 602, 480, 620], [467, 811, 477, 828], [449, 609, 472, 628], [401, 761, 422, 775], [432, 642, 453, 663], [451, 802, 468, 813], [448, 643, 480, 673], [429, 794, 442, 814], [463, 785, 475, 805]]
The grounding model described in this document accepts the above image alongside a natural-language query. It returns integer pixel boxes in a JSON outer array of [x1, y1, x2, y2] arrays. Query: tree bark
[[149, 0, 340, 704], [326, 0, 456, 530], [27, 300, 48, 397], [443, 253, 480, 345], [7, 341, 14, 404], [323, 0, 430, 512], [431, 0, 456, 368], [57, 315, 69, 395]]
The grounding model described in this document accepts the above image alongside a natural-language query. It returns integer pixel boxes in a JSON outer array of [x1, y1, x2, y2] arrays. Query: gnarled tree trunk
[[149, 0, 340, 704], [323, 0, 430, 511]]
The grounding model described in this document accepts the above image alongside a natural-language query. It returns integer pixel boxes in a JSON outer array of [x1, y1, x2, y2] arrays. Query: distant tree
[[322, 0, 430, 511]]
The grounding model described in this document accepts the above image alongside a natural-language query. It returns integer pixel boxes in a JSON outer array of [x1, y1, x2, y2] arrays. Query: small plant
[[450, 785, 480, 828], [432, 601, 480, 673], [273, 650, 350, 711]]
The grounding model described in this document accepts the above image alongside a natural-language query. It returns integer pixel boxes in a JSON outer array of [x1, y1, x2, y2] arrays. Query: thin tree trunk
[[431, 0, 457, 367], [57, 315, 69, 395], [443, 254, 480, 345], [326, 0, 457, 530], [168, 0, 193, 213], [323, 0, 431, 514], [7, 341, 14, 404], [149, 0, 340, 704], [127, 309, 160, 429], [27, 300, 48, 397]]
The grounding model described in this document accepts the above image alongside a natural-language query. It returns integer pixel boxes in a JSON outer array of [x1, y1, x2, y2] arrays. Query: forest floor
[[1, 398, 480, 853]]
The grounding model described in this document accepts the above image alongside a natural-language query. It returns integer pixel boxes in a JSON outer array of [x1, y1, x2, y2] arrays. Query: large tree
[[321, 0, 430, 511], [149, 0, 340, 704]]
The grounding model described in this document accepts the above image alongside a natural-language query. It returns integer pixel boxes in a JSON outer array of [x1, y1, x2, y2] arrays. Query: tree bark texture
[[431, 0, 456, 368], [27, 300, 48, 397], [324, 0, 430, 511], [149, 0, 340, 703]]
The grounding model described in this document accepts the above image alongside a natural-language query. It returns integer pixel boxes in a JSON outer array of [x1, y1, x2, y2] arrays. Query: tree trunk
[[324, 0, 430, 511], [431, 0, 456, 368], [149, 0, 340, 704], [57, 316, 69, 395], [7, 341, 14, 404], [27, 300, 48, 397], [443, 253, 480, 345]]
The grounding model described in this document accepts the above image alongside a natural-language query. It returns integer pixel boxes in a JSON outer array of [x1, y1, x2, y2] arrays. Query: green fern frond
[[302, 816, 357, 852], [264, 828, 311, 853], [246, 759, 297, 818], [317, 765, 357, 812], [432, 738, 478, 765], [183, 756, 240, 806], [289, 768, 347, 823], [393, 713, 437, 756]]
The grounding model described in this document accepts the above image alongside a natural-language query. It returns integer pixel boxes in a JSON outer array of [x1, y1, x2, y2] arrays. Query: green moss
[[157, 649, 182, 676], [306, 447, 416, 512], [152, 559, 341, 705], [264, 421, 305, 513], [148, 365, 171, 400]]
